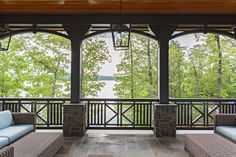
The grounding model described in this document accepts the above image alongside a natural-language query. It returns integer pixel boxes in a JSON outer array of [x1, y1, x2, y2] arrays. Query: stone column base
[[153, 103, 177, 137], [63, 102, 86, 137]]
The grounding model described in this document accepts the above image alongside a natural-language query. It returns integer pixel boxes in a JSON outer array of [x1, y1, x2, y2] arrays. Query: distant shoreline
[[99, 75, 115, 81]]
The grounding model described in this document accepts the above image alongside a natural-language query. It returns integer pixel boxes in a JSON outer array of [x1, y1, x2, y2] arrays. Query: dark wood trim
[[171, 29, 236, 40], [1, 14, 236, 25], [83, 29, 157, 40], [0, 28, 69, 39]]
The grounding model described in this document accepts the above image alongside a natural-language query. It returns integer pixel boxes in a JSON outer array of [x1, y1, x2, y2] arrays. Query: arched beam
[[171, 29, 236, 40], [83, 29, 157, 41], [0, 28, 69, 40]]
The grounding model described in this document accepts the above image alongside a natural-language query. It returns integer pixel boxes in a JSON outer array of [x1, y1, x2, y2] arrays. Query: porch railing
[[84, 98, 157, 129], [173, 98, 236, 129], [0, 98, 236, 129], [0, 98, 68, 129]]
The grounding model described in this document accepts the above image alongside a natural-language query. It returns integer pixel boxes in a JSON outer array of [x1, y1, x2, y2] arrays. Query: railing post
[[0, 100, 3, 111]]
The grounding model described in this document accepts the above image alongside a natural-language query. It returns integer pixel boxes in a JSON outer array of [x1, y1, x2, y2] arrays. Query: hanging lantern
[[0, 25, 12, 51], [111, 24, 131, 51]]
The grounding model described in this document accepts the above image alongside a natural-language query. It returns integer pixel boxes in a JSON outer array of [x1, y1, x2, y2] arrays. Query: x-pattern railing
[[173, 98, 236, 128], [0, 98, 68, 128], [0, 98, 236, 129], [86, 99, 156, 129]]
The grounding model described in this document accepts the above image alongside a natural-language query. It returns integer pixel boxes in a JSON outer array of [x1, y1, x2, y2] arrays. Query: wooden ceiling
[[1, 0, 236, 14]]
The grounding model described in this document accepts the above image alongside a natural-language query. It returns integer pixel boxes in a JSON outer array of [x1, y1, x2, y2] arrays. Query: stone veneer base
[[153, 103, 177, 137], [63, 102, 86, 137]]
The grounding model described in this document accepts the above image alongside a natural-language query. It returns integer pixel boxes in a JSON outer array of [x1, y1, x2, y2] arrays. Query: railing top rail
[[0, 98, 160, 101], [171, 98, 236, 102], [0, 97, 236, 102], [81, 98, 160, 101], [0, 98, 70, 101]]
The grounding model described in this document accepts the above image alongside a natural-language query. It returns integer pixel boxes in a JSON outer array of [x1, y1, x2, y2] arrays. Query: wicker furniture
[[0, 112, 36, 157], [185, 134, 236, 157], [0, 111, 63, 157], [0, 146, 14, 157], [214, 114, 236, 143], [10, 132, 63, 157], [11, 113, 36, 132]]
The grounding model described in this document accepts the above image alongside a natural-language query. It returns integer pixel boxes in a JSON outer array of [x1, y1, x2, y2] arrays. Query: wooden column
[[63, 24, 87, 137], [65, 24, 83, 103], [151, 25, 177, 137], [152, 25, 175, 104]]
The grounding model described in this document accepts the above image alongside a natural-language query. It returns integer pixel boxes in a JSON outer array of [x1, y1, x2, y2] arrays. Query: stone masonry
[[153, 103, 177, 137], [63, 102, 86, 137]]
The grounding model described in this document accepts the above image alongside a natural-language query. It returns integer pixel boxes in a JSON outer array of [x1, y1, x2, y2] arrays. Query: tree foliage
[[1, 32, 236, 99], [114, 34, 158, 98], [115, 33, 236, 98], [0, 33, 110, 98], [170, 34, 236, 98], [82, 38, 111, 97]]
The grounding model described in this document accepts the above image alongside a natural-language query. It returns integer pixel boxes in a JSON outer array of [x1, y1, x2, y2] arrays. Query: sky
[[98, 33, 123, 76]]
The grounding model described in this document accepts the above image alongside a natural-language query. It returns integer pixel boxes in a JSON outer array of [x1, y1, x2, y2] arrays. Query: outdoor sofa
[[185, 114, 236, 157], [214, 114, 236, 144], [0, 110, 64, 157], [0, 110, 35, 149], [0, 110, 35, 157]]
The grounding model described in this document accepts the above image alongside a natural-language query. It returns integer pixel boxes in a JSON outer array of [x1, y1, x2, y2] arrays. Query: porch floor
[[49, 130, 213, 157]]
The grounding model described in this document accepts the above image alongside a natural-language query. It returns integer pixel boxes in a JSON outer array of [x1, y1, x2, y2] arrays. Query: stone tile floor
[[53, 130, 213, 157]]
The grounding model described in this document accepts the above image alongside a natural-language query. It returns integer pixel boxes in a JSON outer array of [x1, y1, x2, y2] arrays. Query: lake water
[[96, 80, 116, 98]]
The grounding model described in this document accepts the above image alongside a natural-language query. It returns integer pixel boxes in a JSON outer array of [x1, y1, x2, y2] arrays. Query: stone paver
[[55, 131, 193, 157]]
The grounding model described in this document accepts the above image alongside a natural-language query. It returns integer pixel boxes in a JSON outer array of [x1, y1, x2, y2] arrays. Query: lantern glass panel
[[0, 35, 11, 51], [111, 24, 131, 51]]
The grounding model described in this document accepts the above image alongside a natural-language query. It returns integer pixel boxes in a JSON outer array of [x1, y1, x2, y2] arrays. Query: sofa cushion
[[0, 110, 14, 130], [216, 126, 236, 142], [0, 125, 34, 143], [0, 137, 9, 149]]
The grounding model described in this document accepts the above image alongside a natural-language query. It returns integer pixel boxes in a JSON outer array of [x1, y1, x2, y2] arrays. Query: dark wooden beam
[[171, 28, 236, 40], [1, 14, 236, 25]]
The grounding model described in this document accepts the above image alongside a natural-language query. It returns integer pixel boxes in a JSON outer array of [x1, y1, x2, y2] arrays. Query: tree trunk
[[52, 72, 57, 97], [147, 38, 153, 97], [215, 35, 222, 98], [187, 50, 200, 97], [1, 51, 5, 96], [130, 42, 134, 98], [177, 58, 182, 98], [52, 59, 61, 98]]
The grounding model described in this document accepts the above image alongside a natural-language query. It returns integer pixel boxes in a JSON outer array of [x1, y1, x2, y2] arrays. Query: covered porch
[[1, 18, 236, 137], [1, 0, 236, 157]]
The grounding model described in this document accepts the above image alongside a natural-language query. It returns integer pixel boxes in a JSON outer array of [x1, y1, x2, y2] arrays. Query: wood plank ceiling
[[0, 0, 236, 14]]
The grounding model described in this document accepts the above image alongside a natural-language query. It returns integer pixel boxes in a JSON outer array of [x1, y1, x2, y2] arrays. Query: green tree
[[21, 33, 70, 97], [82, 37, 111, 97], [0, 36, 30, 97], [114, 34, 158, 98], [0, 33, 111, 98], [180, 41, 210, 98], [171, 33, 236, 98], [199, 34, 235, 98], [169, 40, 185, 98]]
